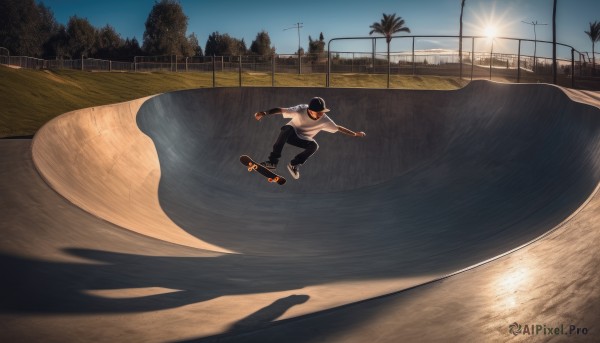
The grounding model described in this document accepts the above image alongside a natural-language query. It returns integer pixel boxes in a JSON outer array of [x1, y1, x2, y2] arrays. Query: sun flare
[[484, 25, 497, 38], [467, 1, 519, 40]]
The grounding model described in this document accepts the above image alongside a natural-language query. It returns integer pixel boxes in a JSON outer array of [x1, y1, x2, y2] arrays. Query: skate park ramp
[[3, 80, 600, 341]]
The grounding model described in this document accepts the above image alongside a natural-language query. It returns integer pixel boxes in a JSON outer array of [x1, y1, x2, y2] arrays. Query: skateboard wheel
[[273, 176, 280, 182], [268, 178, 274, 182]]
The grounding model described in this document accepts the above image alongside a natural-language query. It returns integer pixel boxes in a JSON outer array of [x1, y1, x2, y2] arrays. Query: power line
[[284, 22, 304, 54]]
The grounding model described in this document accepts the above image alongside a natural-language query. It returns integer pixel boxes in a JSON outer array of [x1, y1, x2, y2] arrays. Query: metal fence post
[[272, 55, 275, 87], [326, 48, 331, 87], [0, 47, 9, 66], [212, 55, 216, 88], [517, 39, 521, 83], [412, 37, 416, 76], [489, 39, 494, 80], [239, 55, 242, 87], [471, 37, 475, 81], [571, 48, 575, 88], [387, 50, 392, 88]]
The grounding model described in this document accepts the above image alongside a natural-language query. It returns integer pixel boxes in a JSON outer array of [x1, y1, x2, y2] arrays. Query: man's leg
[[287, 135, 319, 166], [267, 125, 295, 164]]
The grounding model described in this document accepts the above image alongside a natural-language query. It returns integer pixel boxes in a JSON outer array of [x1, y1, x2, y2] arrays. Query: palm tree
[[552, 0, 557, 84], [369, 13, 411, 88], [459, 0, 466, 79], [585, 21, 600, 76]]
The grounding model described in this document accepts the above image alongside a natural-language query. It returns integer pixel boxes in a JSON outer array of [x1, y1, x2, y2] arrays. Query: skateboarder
[[254, 96, 366, 179]]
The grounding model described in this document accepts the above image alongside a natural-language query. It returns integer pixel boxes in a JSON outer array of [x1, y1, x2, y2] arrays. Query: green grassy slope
[[0, 66, 467, 138]]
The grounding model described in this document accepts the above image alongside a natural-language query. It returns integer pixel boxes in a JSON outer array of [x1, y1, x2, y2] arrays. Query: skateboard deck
[[240, 155, 287, 185]]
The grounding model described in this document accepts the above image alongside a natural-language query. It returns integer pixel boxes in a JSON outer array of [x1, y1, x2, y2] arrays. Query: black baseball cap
[[308, 97, 330, 112]]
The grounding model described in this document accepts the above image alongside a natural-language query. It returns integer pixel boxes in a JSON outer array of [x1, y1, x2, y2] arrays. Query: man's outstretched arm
[[254, 108, 283, 120], [337, 125, 366, 137]]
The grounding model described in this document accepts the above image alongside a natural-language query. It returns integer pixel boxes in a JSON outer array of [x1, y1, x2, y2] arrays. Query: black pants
[[268, 125, 319, 166]]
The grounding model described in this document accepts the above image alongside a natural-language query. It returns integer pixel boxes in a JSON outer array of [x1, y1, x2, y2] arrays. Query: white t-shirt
[[282, 104, 338, 141]]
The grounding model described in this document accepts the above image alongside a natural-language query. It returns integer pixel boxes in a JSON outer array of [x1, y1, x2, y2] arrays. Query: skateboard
[[240, 155, 286, 185]]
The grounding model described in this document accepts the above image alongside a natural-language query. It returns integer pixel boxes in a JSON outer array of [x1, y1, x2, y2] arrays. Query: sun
[[485, 25, 497, 38], [466, 1, 519, 40]]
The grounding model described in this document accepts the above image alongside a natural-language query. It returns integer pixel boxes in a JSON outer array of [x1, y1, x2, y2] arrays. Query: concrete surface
[[1, 80, 600, 342]]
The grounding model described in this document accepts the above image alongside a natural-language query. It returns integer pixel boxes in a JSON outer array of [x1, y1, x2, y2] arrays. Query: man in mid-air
[[254, 96, 366, 179]]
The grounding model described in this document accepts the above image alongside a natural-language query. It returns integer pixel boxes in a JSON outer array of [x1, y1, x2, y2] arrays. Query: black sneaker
[[287, 163, 300, 179], [260, 161, 277, 170]]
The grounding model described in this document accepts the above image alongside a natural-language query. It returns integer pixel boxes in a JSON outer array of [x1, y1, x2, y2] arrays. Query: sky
[[41, 0, 600, 59]]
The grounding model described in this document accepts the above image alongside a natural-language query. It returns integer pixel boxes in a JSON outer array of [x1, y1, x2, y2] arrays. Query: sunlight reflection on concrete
[[493, 257, 535, 312]]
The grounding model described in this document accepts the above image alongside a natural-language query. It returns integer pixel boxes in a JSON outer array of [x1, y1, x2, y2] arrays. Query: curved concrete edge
[[561, 87, 600, 108], [31, 96, 236, 254]]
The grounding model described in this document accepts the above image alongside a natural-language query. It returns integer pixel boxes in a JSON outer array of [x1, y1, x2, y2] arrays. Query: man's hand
[[254, 111, 266, 121], [338, 126, 366, 137]]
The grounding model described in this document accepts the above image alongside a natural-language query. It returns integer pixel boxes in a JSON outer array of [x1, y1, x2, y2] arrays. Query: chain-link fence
[[1, 56, 46, 69], [42, 58, 135, 71], [131, 54, 328, 74], [326, 35, 588, 88], [2, 35, 599, 89]]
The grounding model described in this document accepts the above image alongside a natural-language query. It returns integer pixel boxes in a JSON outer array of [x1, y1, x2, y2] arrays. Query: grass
[[0, 65, 468, 138]]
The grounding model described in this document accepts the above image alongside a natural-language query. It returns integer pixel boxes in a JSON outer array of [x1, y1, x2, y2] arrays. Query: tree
[[369, 13, 411, 88], [308, 32, 325, 55], [119, 37, 143, 60], [0, 0, 59, 57], [205, 31, 224, 56], [66, 16, 97, 58], [96, 25, 123, 59], [459, 0, 466, 79], [35, 2, 60, 57], [250, 31, 275, 57], [187, 33, 202, 56], [143, 0, 191, 56], [239, 38, 247, 55], [205, 32, 246, 56], [43, 24, 69, 58], [585, 21, 600, 75]]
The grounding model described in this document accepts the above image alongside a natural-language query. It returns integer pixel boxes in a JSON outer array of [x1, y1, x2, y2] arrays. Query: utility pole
[[284, 22, 304, 55], [284, 22, 304, 74], [522, 20, 547, 72]]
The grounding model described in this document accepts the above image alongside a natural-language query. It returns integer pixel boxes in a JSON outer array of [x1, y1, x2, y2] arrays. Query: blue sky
[[42, 0, 600, 59]]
